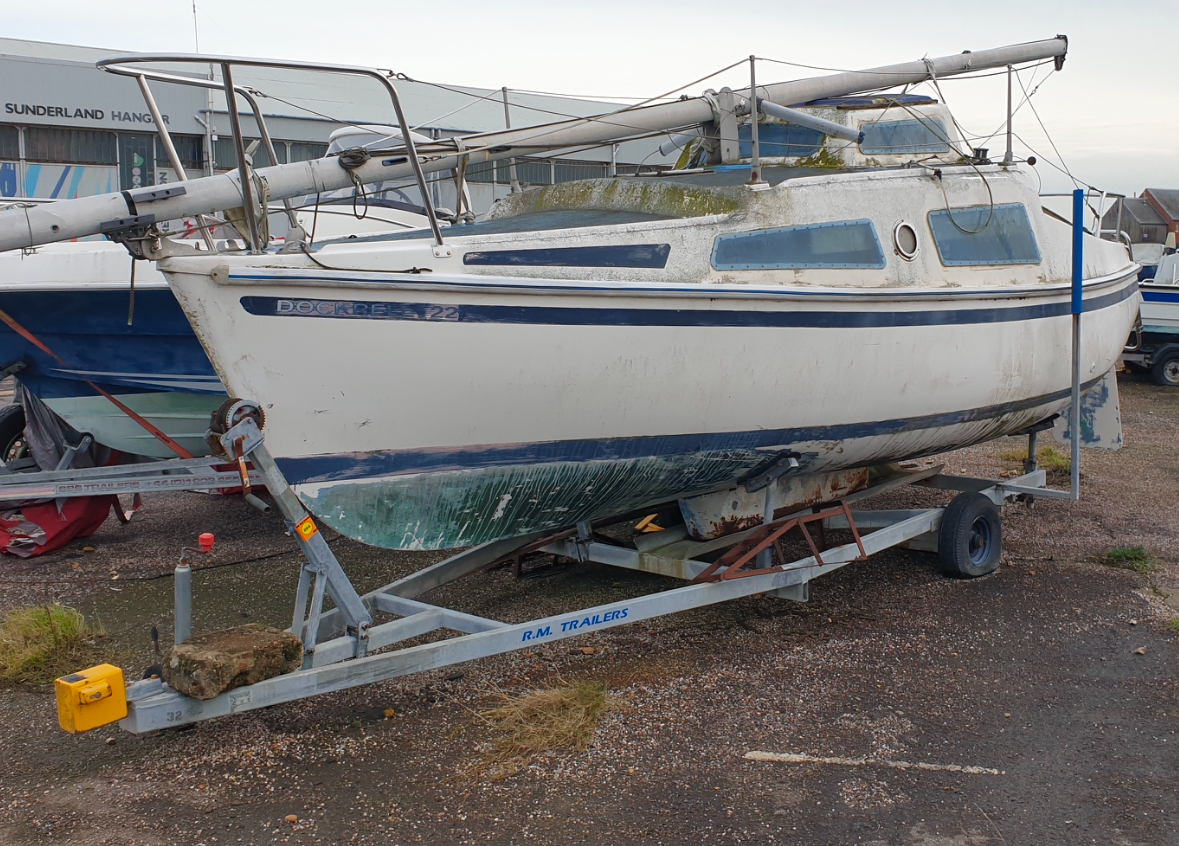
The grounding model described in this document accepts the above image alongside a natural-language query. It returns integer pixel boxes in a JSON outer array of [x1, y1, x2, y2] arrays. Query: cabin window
[[711, 219, 886, 270], [928, 203, 1041, 266], [738, 122, 824, 159], [860, 118, 950, 155]]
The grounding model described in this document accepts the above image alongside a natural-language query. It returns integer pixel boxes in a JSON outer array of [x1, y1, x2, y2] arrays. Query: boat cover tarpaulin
[[0, 496, 117, 557], [17, 383, 111, 471]]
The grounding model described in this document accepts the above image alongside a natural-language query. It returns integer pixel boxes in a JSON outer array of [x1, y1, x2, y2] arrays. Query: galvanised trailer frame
[[111, 407, 1058, 734]]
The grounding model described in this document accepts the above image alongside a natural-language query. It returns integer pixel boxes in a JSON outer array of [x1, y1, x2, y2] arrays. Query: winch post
[[174, 533, 214, 645], [174, 559, 192, 645]]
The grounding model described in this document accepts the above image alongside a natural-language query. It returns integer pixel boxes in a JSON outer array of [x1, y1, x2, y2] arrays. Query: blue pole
[[1072, 189, 1084, 314], [1069, 188, 1083, 500]]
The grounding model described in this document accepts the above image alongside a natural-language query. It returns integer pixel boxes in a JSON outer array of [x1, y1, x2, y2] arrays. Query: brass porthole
[[894, 221, 919, 260]]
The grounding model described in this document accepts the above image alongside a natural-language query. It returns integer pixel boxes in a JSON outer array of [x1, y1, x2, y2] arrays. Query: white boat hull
[[1140, 282, 1179, 336], [164, 262, 1138, 549]]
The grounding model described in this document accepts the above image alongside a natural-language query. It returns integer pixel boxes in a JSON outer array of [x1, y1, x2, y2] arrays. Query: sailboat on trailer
[[0, 36, 1139, 551]]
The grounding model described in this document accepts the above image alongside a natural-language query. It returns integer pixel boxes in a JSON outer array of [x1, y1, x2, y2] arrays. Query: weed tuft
[[477, 680, 613, 780], [0, 603, 106, 684], [1099, 546, 1159, 575], [997, 445, 1071, 474], [1167, 619, 1179, 634]]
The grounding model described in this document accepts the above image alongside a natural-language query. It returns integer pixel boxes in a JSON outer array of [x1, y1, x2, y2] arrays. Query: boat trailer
[[47, 400, 1071, 735]]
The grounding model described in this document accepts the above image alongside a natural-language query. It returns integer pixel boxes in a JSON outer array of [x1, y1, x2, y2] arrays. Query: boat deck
[[317, 165, 887, 248]]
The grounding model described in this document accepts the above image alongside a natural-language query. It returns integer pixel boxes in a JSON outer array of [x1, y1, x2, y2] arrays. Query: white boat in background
[[284, 125, 467, 239], [1122, 251, 1179, 386], [1140, 252, 1179, 336], [0, 125, 444, 461]]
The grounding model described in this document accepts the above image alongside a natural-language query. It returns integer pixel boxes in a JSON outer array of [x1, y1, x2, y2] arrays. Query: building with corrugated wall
[[0, 38, 669, 214]]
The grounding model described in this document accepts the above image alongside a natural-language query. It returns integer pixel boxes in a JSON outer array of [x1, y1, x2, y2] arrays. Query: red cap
[[198, 532, 215, 553]]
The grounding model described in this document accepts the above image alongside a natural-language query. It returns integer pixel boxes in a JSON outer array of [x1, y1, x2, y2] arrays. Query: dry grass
[[1098, 546, 1159, 575], [476, 680, 614, 780], [0, 603, 106, 684], [997, 444, 1072, 474]]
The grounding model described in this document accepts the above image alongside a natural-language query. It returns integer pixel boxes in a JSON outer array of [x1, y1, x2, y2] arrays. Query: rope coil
[[336, 147, 372, 219]]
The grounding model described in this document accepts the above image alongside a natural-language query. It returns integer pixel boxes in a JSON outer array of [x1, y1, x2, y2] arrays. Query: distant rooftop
[[1119, 198, 1166, 226], [1145, 188, 1179, 222]]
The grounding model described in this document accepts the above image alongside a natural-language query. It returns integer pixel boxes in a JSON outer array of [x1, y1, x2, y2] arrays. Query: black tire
[[1151, 349, 1179, 387], [0, 403, 29, 464], [938, 492, 1002, 578]]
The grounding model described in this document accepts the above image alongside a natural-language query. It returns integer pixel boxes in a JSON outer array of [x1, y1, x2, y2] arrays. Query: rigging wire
[[246, 62, 731, 164], [951, 62, 1055, 151], [394, 57, 751, 151], [1015, 71, 1080, 190]]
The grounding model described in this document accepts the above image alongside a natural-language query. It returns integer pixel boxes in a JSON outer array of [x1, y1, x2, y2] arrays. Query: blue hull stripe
[[463, 244, 671, 268], [278, 378, 1098, 486], [1142, 290, 1179, 304], [241, 279, 1136, 329]]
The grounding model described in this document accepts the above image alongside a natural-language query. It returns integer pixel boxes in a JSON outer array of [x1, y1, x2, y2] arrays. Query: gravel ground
[[0, 375, 1176, 845]]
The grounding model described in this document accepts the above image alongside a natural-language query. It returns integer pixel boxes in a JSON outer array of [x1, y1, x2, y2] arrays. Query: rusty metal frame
[[691, 500, 867, 583]]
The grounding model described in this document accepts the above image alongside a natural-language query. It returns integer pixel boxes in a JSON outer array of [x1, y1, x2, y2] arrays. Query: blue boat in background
[[0, 241, 225, 458]]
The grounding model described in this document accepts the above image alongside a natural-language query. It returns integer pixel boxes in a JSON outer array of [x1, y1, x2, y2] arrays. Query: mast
[[0, 37, 1067, 253]]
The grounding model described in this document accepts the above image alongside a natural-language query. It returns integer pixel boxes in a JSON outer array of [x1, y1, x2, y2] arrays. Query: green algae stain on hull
[[294, 451, 765, 550], [487, 178, 742, 223]]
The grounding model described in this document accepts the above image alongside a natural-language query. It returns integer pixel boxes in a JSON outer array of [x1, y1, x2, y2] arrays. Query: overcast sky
[[6, 1, 1172, 197]]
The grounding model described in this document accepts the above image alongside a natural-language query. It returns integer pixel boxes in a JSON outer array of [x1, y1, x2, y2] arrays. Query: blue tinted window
[[928, 204, 1041, 266], [712, 220, 886, 270], [860, 119, 949, 154], [738, 122, 824, 159]]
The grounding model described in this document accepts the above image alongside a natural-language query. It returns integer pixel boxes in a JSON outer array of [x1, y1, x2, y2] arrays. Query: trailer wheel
[[1151, 348, 1179, 387], [938, 493, 1001, 578], [0, 404, 29, 464]]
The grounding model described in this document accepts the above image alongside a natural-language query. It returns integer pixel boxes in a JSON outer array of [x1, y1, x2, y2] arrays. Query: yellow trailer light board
[[55, 664, 127, 734]]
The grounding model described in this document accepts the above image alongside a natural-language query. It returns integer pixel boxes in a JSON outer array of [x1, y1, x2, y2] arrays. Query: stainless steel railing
[[97, 54, 444, 253]]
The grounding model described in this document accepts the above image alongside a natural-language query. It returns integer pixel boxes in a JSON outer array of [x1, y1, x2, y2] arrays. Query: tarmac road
[[0, 375, 1175, 845]]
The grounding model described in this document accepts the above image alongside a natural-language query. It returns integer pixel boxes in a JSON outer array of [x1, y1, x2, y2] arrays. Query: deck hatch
[[711, 219, 886, 270], [928, 203, 1041, 266]]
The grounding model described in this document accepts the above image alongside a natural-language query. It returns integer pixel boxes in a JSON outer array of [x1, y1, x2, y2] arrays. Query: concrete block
[[163, 624, 303, 701]]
